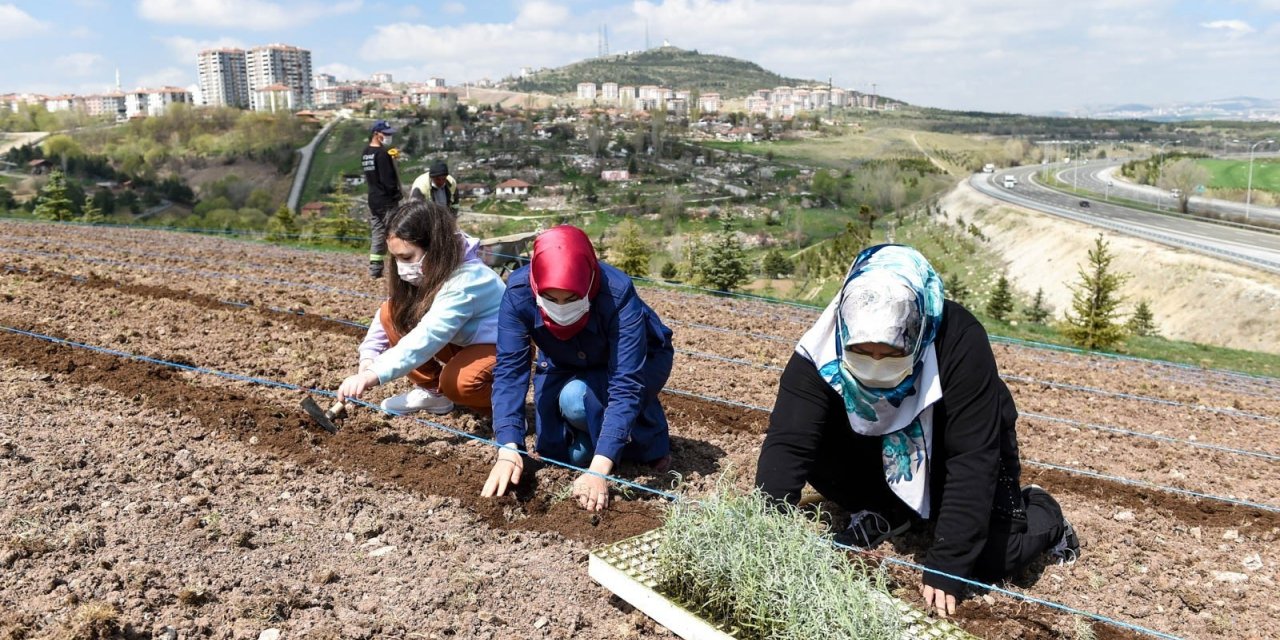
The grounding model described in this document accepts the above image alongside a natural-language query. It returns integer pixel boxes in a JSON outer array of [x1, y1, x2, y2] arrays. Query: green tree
[[985, 274, 1015, 322], [79, 197, 105, 224], [1156, 158, 1211, 214], [266, 204, 297, 241], [659, 261, 679, 281], [0, 186, 16, 212], [611, 219, 652, 277], [33, 170, 76, 221], [695, 225, 751, 292], [1023, 287, 1052, 324], [1063, 234, 1130, 350], [944, 273, 971, 305], [762, 249, 794, 278], [1127, 300, 1159, 337]]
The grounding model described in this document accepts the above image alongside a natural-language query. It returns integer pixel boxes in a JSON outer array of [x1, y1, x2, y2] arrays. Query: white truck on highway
[[982, 163, 996, 173], [1002, 175, 1017, 189]]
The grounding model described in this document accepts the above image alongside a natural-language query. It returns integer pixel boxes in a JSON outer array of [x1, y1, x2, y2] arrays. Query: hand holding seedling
[[921, 584, 956, 618], [573, 456, 614, 511], [337, 370, 380, 402], [481, 444, 524, 497]]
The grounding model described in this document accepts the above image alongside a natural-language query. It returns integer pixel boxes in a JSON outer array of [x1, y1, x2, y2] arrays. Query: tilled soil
[[2, 221, 1279, 639]]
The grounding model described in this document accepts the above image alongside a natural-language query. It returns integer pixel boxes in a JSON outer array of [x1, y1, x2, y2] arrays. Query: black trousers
[[805, 424, 1065, 585], [368, 200, 398, 262]]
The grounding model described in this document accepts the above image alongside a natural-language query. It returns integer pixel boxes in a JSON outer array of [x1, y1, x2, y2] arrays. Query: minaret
[[115, 68, 121, 91]]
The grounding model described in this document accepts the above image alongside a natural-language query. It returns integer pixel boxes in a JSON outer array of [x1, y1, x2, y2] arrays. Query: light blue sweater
[[370, 259, 506, 385]]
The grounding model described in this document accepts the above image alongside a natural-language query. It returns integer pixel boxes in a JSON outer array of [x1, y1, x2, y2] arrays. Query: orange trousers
[[379, 301, 496, 414]]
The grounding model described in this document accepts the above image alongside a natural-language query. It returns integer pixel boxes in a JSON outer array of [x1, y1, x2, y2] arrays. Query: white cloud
[[137, 0, 362, 30], [0, 4, 48, 39], [360, 21, 594, 84], [515, 1, 571, 29], [135, 66, 191, 88], [401, 4, 421, 18], [54, 53, 104, 77], [316, 62, 366, 81], [1201, 19, 1255, 35], [159, 36, 248, 62], [442, 2, 465, 14]]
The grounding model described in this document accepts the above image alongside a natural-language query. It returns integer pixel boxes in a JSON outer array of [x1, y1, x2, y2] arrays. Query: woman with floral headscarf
[[482, 225, 674, 511], [756, 244, 1078, 618]]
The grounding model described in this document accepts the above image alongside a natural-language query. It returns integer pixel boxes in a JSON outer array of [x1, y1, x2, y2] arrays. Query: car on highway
[[1079, 200, 1091, 208]]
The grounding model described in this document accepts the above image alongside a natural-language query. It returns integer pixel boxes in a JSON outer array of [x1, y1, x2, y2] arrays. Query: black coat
[[756, 300, 1024, 591]]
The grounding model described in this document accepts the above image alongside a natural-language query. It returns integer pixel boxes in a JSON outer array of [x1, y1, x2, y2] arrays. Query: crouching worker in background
[[755, 244, 1079, 618], [481, 225, 674, 512], [336, 200, 505, 415]]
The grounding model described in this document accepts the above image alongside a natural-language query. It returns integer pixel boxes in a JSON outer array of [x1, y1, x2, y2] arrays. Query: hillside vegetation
[[509, 46, 814, 97]]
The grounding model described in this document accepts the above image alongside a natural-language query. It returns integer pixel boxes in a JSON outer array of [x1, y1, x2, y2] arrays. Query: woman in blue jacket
[[481, 225, 674, 511]]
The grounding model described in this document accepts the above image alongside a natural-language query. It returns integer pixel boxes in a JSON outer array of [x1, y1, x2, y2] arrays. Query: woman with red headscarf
[[482, 225, 674, 511]]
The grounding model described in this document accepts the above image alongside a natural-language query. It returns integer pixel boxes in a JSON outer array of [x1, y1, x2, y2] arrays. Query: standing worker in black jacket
[[755, 244, 1078, 618], [361, 120, 402, 278]]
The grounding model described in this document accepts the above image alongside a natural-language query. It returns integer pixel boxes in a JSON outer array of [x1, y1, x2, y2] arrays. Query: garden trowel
[[301, 396, 349, 434]]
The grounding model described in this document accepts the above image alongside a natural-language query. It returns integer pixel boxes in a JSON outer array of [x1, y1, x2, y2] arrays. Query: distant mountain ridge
[[1050, 97, 1280, 122], [506, 46, 819, 99]]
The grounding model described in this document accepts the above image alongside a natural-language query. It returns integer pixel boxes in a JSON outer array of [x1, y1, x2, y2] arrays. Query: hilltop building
[[197, 48, 250, 108], [246, 44, 313, 111]]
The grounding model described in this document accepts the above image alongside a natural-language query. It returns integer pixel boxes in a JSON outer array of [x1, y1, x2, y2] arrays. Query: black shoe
[[836, 510, 911, 550], [1048, 518, 1080, 565], [369, 261, 384, 279]]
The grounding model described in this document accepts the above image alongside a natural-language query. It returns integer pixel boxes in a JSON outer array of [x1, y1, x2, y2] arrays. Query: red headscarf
[[530, 225, 602, 340]]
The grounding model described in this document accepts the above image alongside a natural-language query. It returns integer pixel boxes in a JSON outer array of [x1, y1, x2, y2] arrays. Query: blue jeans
[[559, 379, 592, 467]]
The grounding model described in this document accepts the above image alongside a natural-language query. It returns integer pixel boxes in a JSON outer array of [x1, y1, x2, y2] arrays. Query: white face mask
[[842, 351, 914, 389], [381, 134, 393, 145], [537, 294, 590, 326], [396, 258, 423, 285]]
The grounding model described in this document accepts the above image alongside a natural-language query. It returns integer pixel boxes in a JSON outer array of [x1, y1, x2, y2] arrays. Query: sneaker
[[838, 510, 911, 550], [380, 387, 454, 415], [1048, 518, 1080, 565]]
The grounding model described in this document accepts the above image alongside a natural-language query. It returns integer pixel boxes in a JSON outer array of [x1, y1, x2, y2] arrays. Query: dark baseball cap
[[370, 120, 396, 134], [429, 160, 449, 177]]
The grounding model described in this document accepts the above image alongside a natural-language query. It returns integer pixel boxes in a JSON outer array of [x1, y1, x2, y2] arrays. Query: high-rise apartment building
[[197, 48, 249, 108], [246, 44, 313, 111]]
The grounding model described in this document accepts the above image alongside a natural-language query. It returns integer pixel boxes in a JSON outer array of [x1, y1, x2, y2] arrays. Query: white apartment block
[[427, 77, 446, 88], [745, 96, 768, 115], [125, 87, 192, 118], [315, 85, 362, 108], [44, 95, 76, 112], [371, 72, 394, 84], [576, 82, 597, 100], [82, 93, 126, 118], [314, 73, 336, 89], [247, 44, 313, 111], [637, 85, 661, 102], [601, 82, 619, 101], [251, 84, 296, 113], [197, 48, 249, 108], [830, 87, 847, 107], [697, 93, 721, 113]]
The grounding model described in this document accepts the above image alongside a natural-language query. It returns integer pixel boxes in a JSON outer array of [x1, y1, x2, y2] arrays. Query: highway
[[972, 166, 1280, 275], [1056, 159, 1280, 226]]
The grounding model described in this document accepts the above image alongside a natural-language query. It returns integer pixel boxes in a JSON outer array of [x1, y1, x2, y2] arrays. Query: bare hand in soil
[[337, 370, 380, 402], [573, 456, 614, 511], [481, 446, 524, 497], [921, 584, 957, 618]]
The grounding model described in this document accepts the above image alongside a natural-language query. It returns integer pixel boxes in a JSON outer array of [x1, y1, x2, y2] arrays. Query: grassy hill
[[509, 46, 816, 98]]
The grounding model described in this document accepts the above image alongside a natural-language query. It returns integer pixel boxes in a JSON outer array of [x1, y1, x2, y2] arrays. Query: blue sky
[[1, 0, 1277, 113]]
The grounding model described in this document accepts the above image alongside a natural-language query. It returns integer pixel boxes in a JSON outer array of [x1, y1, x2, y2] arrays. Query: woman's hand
[[481, 445, 524, 497], [337, 370, 380, 402], [921, 583, 957, 617], [572, 455, 615, 512]]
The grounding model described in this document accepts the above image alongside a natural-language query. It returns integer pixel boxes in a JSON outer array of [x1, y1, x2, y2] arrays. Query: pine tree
[[1024, 287, 1051, 324], [1063, 234, 1130, 350], [945, 273, 971, 305], [33, 170, 75, 221], [696, 224, 751, 292], [79, 197, 104, 224], [266, 204, 298, 242], [985, 274, 1015, 322], [762, 248, 794, 278], [1127, 300, 1158, 337], [659, 261, 679, 281], [611, 219, 651, 277]]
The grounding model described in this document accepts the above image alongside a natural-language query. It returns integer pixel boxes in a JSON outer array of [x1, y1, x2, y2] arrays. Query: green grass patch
[[1198, 158, 1280, 193], [299, 119, 371, 206]]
